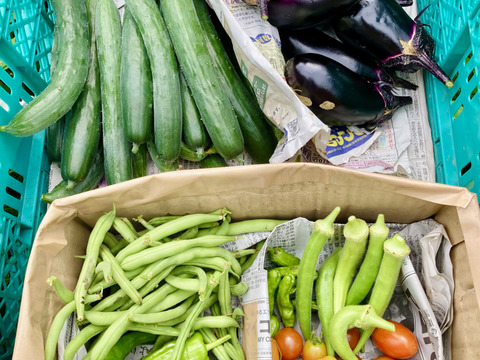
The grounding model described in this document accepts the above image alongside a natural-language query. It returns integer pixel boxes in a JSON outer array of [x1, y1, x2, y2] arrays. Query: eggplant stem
[[416, 49, 454, 88]]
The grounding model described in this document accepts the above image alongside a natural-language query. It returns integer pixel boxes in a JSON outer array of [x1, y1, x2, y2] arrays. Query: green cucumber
[[180, 72, 210, 153], [41, 148, 104, 204], [199, 154, 228, 168], [147, 141, 179, 173], [161, 0, 244, 160], [193, 0, 277, 164], [95, 0, 133, 185], [121, 9, 154, 154], [132, 143, 148, 178], [61, 0, 102, 187], [0, 0, 89, 137], [125, 0, 182, 162]]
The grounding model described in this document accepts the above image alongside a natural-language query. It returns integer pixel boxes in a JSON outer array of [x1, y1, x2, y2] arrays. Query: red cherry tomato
[[372, 320, 418, 359], [347, 328, 360, 350], [374, 356, 396, 360], [302, 338, 327, 360], [274, 328, 303, 360], [271, 338, 281, 360]]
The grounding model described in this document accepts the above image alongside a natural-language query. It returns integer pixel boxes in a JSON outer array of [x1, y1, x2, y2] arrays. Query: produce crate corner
[[418, 0, 480, 200], [0, 0, 54, 358]]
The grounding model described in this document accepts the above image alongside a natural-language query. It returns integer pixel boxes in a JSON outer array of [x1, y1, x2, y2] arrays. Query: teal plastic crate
[[0, 0, 54, 358], [418, 0, 480, 198]]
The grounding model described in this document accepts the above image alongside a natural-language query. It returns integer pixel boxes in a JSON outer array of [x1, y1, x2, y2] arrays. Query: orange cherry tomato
[[347, 328, 361, 350], [372, 320, 418, 359], [302, 338, 327, 360], [274, 327, 303, 360], [374, 356, 396, 360], [271, 338, 281, 360]]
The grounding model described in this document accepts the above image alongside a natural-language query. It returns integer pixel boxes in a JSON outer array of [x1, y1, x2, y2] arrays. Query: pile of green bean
[[44, 206, 286, 360]]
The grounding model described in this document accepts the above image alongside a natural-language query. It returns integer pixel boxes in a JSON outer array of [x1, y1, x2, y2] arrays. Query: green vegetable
[[332, 215, 369, 314], [268, 268, 282, 315], [41, 146, 104, 204], [315, 247, 342, 356], [240, 239, 266, 273], [60, 0, 101, 188], [346, 214, 389, 306], [104, 331, 157, 360], [46, 117, 65, 164], [147, 141, 179, 172], [199, 153, 228, 168], [0, 0, 89, 136], [353, 233, 411, 354], [277, 273, 297, 328], [96, 0, 133, 185], [329, 305, 395, 360], [270, 313, 281, 338], [142, 332, 230, 360], [161, 0, 244, 160], [267, 246, 301, 267], [295, 207, 341, 339], [193, 0, 277, 164], [125, 0, 182, 163], [132, 143, 148, 178], [121, 8, 153, 154]]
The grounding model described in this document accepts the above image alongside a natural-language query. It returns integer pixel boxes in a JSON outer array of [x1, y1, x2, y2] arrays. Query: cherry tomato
[[271, 338, 281, 360], [372, 320, 418, 359], [302, 338, 327, 360], [347, 328, 360, 350], [337, 356, 361, 360], [374, 356, 396, 360], [319, 356, 337, 360], [274, 327, 303, 360]]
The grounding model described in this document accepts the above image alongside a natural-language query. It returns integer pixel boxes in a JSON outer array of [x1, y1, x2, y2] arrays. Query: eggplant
[[285, 53, 413, 127], [251, 0, 360, 29], [279, 28, 417, 90], [331, 0, 453, 87]]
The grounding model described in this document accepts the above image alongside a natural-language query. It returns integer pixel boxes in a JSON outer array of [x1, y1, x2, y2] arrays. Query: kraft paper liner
[[12, 162, 479, 359]]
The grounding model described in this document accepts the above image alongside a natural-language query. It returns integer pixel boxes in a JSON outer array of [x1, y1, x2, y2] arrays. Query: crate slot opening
[[0, 79, 11, 95], [453, 104, 464, 119], [3, 205, 18, 218], [18, 97, 27, 108], [452, 87, 461, 102], [8, 170, 24, 183], [5, 187, 21, 200], [0, 98, 9, 112], [471, 86, 478, 100], [461, 161, 472, 176], [21, 83, 34, 98], [465, 51, 473, 65], [468, 68, 476, 82]]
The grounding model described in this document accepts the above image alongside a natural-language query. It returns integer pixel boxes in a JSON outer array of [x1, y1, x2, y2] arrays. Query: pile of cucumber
[[0, 0, 279, 203]]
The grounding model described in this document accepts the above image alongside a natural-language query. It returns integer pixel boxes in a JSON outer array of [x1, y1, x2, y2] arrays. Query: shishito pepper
[[142, 332, 230, 360], [277, 273, 297, 328]]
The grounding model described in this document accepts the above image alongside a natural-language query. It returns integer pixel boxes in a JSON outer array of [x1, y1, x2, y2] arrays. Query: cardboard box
[[13, 163, 480, 359]]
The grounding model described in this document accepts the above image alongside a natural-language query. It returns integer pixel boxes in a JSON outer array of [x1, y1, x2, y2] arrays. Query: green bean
[[88, 265, 144, 294], [127, 323, 180, 336], [148, 287, 196, 313], [148, 215, 181, 227], [99, 244, 142, 304], [230, 281, 248, 296], [165, 265, 207, 298], [152, 335, 175, 352], [315, 247, 342, 356], [134, 214, 156, 231], [333, 215, 369, 315], [184, 256, 241, 278], [84, 309, 126, 325], [46, 276, 74, 304], [170, 271, 223, 360], [295, 206, 340, 340], [241, 239, 266, 273], [175, 225, 199, 239], [226, 219, 287, 235], [75, 207, 116, 321], [109, 238, 130, 255], [231, 248, 257, 258], [197, 214, 231, 236], [45, 294, 101, 360], [353, 233, 411, 354], [113, 217, 137, 243], [115, 211, 227, 263], [330, 305, 395, 360], [63, 324, 105, 360], [346, 214, 389, 306], [198, 327, 231, 360], [95, 260, 113, 283], [120, 234, 237, 270], [191, 315, 240, 330], [129, 293, 196, 323], [103, 231, 119, 249]]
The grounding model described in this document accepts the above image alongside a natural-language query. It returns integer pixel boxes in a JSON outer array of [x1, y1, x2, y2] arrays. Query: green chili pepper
[[270, 313, 280, 337], [277, 273, 297, 328], [267, 246, 301, 267], [268, 268, 282, 315], [274, 265, 299, 277], [142, 332, 230, 360], [104, 331, 157, 360]]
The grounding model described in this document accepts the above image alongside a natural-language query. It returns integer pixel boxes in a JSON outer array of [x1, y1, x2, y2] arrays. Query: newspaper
[[240, 217, 454, 360], [206, 0, 436, 181]]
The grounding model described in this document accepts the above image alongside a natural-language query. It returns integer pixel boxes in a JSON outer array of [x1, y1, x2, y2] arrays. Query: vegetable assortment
[[45, 207, 286, 360], [2, 0, 278, 203]]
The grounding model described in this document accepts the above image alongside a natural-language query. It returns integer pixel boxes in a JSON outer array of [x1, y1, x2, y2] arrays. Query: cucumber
[[147, 141, 179, 173], [95, 0, 133, 185], [180, 72, 210, 153], [61, 0, 102, 187], [124, 0, 182, 162], [193, 0, 277, 164], [161, 0, 244, 160], [0, 0, 89, 137], [132, 143, 148, 178], [121, 9, 154, 154], [41, 148, 104, 204], [199, 153, 228, 168]]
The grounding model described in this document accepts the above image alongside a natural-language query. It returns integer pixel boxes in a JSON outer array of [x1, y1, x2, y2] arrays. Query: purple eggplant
[[331, 0, 454, 87], [279, 28, 418, 90], [251, 0, 360, 29], [285, 53, 412, 127]]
